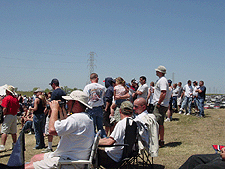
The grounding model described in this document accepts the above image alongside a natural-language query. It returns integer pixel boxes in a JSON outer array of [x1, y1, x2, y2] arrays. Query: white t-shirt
[[148, 86, 154, 104], [172, 87, 179, 97], [105, 117, 133, 162], [183, 84, 193, 97], [114, 85, 126, 96], [152, 76, 170, 107], [137, 83, 148, 100], [83, 83, 105, 107], [50, 113, 95, 161], [193, 86, 199, 97]]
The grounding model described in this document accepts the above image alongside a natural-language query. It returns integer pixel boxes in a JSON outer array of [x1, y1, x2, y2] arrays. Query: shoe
[[159, 140, 165, 148], [0, 145, 6, 152], [178, 111, 182, 114], [41, 147, 53, 153], [186, 113, 190, 115], [28, 131, 32, 135], [164, 118, 170, 122], [183, 113, 186, 115], [109, 116, 116, 124], [33, 146, 43, 150]]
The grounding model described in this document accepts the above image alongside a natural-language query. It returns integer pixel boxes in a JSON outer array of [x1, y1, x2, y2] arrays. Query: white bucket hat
[[62, 90, 92, 109], [6, 85, 16, 95], [155, 65, 166, 74]]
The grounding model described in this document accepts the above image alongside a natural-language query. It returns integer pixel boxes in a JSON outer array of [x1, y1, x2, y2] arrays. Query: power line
[[0, 56, 86, 64], [87, 52, 97, 84]]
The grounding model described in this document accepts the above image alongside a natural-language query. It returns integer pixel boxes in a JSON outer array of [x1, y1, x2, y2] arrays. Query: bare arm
[[99, 137, 116, 145], [3, 107, 7, 115], [114, 92, 130, 100], [157, 90, 167, 107], [48, 100, 60, 136]]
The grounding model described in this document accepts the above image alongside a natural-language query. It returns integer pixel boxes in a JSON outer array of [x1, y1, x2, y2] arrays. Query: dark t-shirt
[[198, 86, 206, 100], [51, 88, 66, 101]]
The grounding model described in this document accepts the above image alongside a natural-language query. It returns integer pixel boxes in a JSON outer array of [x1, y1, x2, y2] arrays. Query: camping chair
[[57, 130, 101, 169], [0, 131, 25, 169], [135, 113, 159, 169], [99, 117, 139, 169]]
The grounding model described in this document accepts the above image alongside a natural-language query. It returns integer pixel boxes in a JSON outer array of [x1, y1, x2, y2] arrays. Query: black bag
[[0, 105, 4, 123]]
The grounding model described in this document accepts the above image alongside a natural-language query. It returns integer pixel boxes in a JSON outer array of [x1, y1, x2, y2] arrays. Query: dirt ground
[[0, 108, 225, 168]]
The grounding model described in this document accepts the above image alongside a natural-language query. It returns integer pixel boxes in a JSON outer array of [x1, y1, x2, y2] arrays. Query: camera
[[46, 101, 66, 110]]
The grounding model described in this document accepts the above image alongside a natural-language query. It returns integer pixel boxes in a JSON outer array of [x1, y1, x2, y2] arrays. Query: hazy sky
[[1, 0, 224, 93]]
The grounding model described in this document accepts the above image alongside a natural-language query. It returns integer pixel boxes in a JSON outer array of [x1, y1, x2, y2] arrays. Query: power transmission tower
[[87, 52, 97, 84]]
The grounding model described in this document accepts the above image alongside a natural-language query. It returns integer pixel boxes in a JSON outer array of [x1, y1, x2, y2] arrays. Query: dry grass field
[[0, 108, 225, 168]]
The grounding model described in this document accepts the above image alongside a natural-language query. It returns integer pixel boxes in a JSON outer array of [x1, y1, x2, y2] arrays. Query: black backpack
[[0, 105, 4, 123]]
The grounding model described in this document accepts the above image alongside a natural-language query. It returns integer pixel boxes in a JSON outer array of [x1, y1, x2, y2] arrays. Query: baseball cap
[[62, 90, 92, 109], [155, 65, 166, 74], [168, 79, 172, 84], [49, 78, 59, 86], [120, 101, 133, 114]]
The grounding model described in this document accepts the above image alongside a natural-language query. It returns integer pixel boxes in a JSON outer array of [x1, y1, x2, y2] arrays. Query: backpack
[[0, 105, 4, 123]]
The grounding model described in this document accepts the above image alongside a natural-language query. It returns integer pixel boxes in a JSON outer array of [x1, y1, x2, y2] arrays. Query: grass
[[0, 109, 225, 168]]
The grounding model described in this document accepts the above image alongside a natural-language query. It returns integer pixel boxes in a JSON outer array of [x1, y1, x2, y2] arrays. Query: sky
[[0, 0, 224, 94]]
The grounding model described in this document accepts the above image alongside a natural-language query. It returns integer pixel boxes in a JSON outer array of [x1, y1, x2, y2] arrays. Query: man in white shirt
[[152, 65, 170, 147], [133, 76, 148, 100], [179, 80, 193, 115], [25, 90, 95, 169], [98, 101, 135, 168], [83, 73, 107, 138], [133, 97, 148, 121], [192, 81, 199, 113]]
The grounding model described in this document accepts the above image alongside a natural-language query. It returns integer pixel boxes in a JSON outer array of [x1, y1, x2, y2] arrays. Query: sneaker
[[164, 118, 170, 122], [41, 147, 53, 153], [28, 131, 32, 135], [159, 140, 165, 148], [178, 111, 182, 114], [0, 145, 6, 152], [186, 113, 190, 115], [183, 113, 186, 115], [109, 116, 116, 124]]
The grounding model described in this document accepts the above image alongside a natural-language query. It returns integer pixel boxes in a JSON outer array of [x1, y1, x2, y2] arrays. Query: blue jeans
[[87, 106, 107, 138], [198, 98, 205, 116], [193, 97, 199, 107], [172, 96, 177, 109], [181, 97, 192, 114], [22, 121, 33, 132], [33, 113, 45, 148]]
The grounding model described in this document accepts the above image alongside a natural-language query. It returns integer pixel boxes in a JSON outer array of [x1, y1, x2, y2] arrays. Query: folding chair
[[99, 118, 139, 169], [57, 130, 101, 169]]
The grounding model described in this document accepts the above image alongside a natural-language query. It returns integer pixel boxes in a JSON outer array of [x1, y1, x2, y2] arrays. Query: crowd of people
[[0, 65, 216, 169]]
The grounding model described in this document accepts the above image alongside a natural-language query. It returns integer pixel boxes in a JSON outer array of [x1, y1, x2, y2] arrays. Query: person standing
[[196, 80, 206, 118], [147, 81, 155, 113], [177, 82, 183, 110], [83, 73, 107, 138], [29, 88, 46, 149], [0, 85, 19, 152], [192, 81, 199, 114], [133, 76, 148, 100], [42, 79, 66, 153], [179, 80, 193, 115], [152, 65, 170, 147]]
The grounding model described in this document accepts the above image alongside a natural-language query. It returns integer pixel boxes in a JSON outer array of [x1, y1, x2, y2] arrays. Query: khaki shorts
[[153, 105, 168, 125], [1, 115, 17, 134]]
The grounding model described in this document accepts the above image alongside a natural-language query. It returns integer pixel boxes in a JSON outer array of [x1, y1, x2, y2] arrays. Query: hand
[[221, 147, 225, 153], [49, 100, 60, 112], [221, 152, 225, 161], [114, 95, 120, 100]]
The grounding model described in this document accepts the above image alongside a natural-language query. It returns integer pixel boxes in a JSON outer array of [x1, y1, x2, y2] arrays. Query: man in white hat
[[0, 85, 20, 152], [25, 90, 95, 169], [152, 65, 170, 147]]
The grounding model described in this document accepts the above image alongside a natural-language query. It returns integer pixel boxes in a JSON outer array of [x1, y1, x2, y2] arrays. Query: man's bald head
[[133, 97, 147, 114]]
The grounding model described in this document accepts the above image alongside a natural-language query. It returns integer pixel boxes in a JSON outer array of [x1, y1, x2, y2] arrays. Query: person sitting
[[179, 147, 225, 169], [21, 109, 34, 133], [98, 101, 135, 168], [25, 90, 95, 169]]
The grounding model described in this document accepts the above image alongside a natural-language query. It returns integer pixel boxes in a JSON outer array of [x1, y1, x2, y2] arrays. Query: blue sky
[[0, 0, 224, 93]]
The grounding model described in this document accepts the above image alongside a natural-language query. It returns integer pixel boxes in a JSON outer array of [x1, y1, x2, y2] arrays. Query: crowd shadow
[[0, 152, 11, 158], [171, 117, 179, 121], [164, 142, 182, 147]]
